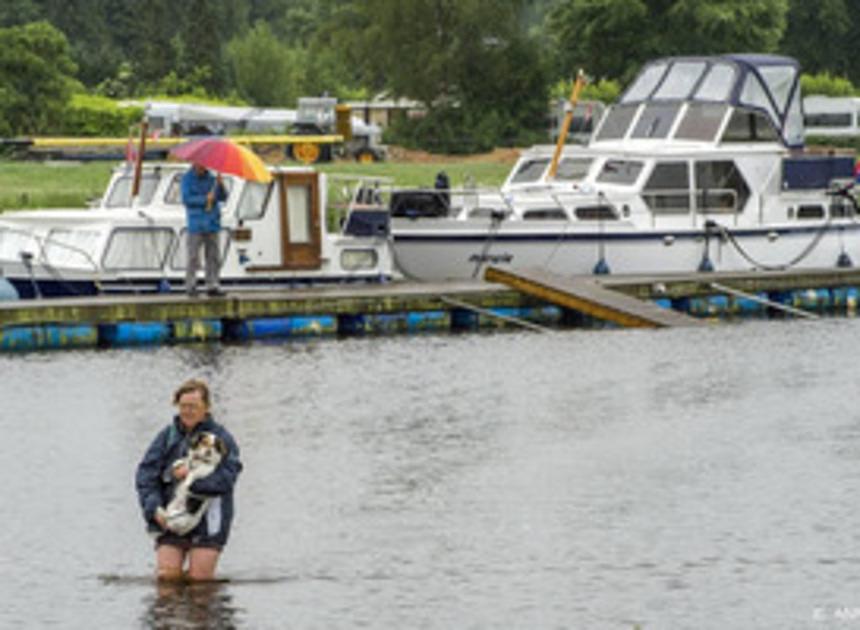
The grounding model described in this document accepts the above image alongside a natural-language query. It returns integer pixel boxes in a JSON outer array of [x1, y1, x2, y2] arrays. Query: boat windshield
[[675, 103, 729, 141], [103, 173, 161, 208], [596, 160, 644, 185], [509, 159, 550, 184], [555, 157, 593, 181]]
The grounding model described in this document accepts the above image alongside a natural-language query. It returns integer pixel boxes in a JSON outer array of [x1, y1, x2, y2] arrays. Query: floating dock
[[0, 281, 556, 352], [4, 266, 860, 353]]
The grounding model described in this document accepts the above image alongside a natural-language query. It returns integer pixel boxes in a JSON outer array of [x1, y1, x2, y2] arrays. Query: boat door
[[277, 171, 321, 269]]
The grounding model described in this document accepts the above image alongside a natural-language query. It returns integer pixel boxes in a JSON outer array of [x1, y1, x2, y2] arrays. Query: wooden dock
[[484, 267, 705, 328]]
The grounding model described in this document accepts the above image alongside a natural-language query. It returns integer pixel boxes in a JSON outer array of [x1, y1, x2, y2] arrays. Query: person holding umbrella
[[181, 162, 228, 297], [172, 138, 273, 297]]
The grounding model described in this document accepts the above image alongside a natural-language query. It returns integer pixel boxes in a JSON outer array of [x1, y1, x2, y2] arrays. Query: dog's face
[[188, 431, 227, 467]]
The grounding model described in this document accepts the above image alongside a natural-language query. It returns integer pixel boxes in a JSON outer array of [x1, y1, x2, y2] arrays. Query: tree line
[[1, 0, 859, 152]]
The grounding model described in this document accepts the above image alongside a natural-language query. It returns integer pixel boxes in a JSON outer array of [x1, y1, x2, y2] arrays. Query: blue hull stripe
[[392, 223, 860, 243]]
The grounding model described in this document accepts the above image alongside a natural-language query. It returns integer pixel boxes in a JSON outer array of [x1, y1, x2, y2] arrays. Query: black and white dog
[[157, 432, 226, 536]]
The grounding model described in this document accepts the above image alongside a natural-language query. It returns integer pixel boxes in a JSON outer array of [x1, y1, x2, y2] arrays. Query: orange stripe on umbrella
[[170, 138, 273, 183]]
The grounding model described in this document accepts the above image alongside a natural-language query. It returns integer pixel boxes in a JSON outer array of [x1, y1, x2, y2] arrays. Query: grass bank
[[0, 151, 518, 212], [0, 161, 114, 211]]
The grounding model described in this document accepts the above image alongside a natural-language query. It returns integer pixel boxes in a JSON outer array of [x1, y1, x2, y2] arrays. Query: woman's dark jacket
[[135, 415, 242, 546]]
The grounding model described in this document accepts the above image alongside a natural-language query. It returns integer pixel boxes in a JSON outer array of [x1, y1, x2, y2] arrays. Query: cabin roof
[[618, 54, 803, 148]]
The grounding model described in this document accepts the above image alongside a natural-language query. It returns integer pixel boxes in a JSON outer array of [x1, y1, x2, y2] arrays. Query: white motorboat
[[389, 54, 860, 280], [0, 163, 392, 298]]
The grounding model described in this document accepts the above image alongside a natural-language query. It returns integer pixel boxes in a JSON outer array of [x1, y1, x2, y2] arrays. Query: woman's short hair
[[173, 379, 211, 407]]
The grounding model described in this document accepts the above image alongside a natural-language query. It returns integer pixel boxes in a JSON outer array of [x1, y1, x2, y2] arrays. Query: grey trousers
[[185, 231, 220, 292]]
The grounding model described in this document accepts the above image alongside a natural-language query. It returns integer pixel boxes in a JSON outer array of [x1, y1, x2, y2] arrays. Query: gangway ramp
[[484, 267, 705, 329]]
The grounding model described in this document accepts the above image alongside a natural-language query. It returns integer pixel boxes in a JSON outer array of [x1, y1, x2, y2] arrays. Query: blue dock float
[[228, 315, 337, 340], [0, 323, 97, 352], [99, 321, 171, 347]]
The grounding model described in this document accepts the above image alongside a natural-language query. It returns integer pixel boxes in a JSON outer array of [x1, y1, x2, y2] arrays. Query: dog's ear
[[189, 432, 205, 449], [214, 436, 228, 456]]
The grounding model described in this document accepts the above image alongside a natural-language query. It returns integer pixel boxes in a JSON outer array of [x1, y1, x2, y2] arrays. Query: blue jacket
[[135, 415, 242, 546], [181, 168, 228, 234]]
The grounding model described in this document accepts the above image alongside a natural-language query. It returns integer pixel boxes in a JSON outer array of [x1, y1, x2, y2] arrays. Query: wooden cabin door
[[278, 172, 321, 269]]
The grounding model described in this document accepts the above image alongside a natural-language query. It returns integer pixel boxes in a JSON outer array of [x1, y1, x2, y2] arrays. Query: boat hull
[[390, 221, 860, 280]]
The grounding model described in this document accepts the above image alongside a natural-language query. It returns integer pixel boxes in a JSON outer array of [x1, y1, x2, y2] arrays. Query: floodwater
[[1, 319, 860, 629]]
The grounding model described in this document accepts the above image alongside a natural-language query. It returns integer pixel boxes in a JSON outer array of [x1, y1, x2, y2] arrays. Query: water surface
[[1, 320, 859, 628]]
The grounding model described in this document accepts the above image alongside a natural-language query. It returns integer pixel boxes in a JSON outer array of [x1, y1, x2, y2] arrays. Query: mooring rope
[[717, 219, 833, 271]]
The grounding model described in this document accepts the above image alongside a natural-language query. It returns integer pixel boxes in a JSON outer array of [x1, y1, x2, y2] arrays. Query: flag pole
[[130, 117, 149, 206], [547, 70, 586, 181]]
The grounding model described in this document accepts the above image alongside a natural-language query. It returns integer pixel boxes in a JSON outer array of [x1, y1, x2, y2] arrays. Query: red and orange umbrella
[[170, 138, 272, 183]]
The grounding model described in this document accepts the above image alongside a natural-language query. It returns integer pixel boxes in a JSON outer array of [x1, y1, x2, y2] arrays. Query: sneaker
[[206, 287, 226, 297]]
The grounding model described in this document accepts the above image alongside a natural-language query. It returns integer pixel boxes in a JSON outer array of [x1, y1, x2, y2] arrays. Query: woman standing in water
[[135, 379, 242, 580]]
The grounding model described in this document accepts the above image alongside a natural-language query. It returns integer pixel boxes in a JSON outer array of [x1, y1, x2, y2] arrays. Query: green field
[[0, 157, 516, 212]]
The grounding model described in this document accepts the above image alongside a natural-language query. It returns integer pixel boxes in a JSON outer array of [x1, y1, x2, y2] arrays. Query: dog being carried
[[156, 431, 227, 536]]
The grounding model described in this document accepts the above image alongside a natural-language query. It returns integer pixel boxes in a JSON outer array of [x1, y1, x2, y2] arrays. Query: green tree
[[782, 0, 859, 84], [38, 0, 124, 87], [330, 0, 549, 152], [225, 21, 304, 105], [548, 0, 788, 82], [0, 21, 78, 135], [0, 0, 42, 26]]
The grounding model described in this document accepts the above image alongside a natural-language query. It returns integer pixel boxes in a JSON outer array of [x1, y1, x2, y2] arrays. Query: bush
[[59, 94, 143, 136], [801, 73, 856, 97], [550, 78, 621, 103], [385, 105, 546, 155]]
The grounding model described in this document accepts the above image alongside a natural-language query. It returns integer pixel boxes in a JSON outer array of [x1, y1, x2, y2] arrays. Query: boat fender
[[592, 258, 611, 275]]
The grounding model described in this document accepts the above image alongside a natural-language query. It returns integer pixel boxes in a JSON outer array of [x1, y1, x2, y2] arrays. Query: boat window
[[830, 198, 853, 218], [287, 185, 312, 244], [595, 104, 638, 141], [468, 207, 510, 220], [721, 108, 780, 143], [0, 228, 38, 262], [621, 62, 667, 102], [44, 229, 100, 268], [236, 181, 273, 220], [341, 248, 378, 271], [695, 161, 750, 213], [170, 228, 231, 270], [675, 103, 728, 141], [522, 208, 567, 220], [739, 74, 778, 130], [104, 173, 161, 208], [693, 63, 736, 101], [102, 228, 174, 270], [805, 112, 853, 128], [642, 162, 690, 214], [164, 173, 233, 206], [555, 157, 593, 181], [575, 205, 617, 220], [784, 91, 804, 147], [759, 65, 796, 112], [596, 160, 643, 185], [796, 205, 825, 220], [632, 103, 681, 139], [653, 61, 707, 100], [509, 159, 550, 184]]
